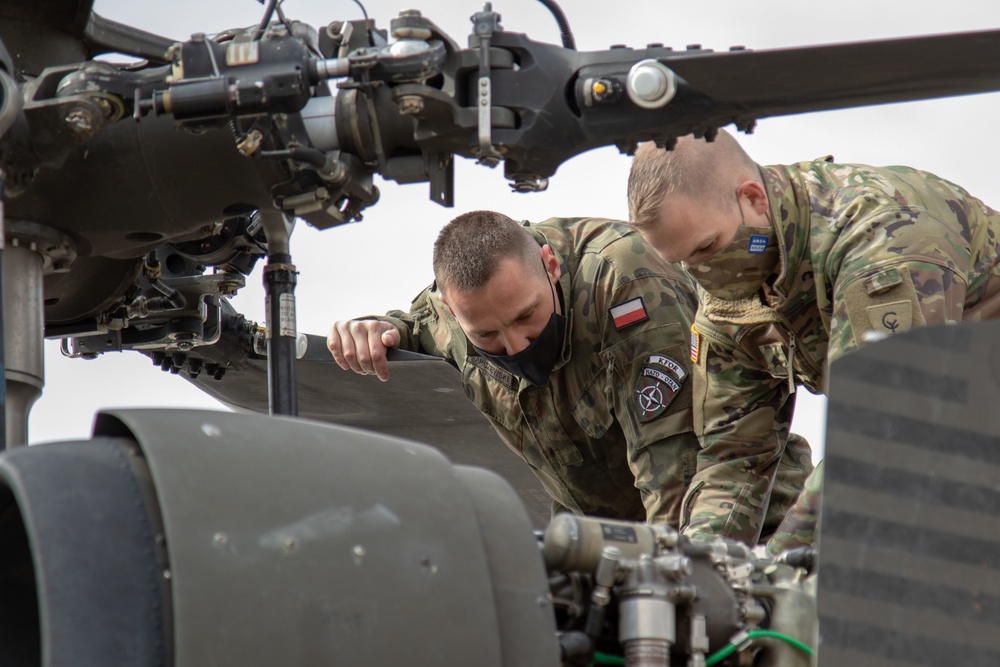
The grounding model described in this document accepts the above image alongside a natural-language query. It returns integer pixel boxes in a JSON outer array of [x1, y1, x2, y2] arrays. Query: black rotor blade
[[488, 28, 1000, 181], [672, 29, 1000, 120]]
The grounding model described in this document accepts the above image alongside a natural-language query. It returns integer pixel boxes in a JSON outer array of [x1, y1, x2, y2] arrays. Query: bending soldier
[[627, 128, 1000, 548], [329, 210, 805, 533]]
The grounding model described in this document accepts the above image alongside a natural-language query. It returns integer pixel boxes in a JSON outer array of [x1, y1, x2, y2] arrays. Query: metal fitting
[[65, 107, 97, 136], [397, 94, 425, 115]]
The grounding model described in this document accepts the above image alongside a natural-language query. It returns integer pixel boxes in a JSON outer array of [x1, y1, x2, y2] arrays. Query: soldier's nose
[[505, 333, 532, 355]]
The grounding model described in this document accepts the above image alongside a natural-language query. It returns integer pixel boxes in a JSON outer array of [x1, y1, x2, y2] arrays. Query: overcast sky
[[28, 1, 1000, 463]]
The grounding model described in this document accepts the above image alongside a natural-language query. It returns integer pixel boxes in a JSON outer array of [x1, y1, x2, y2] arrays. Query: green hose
[[590, 629, 814, 666], [591, 651, 626, 665], [705, 629, 815, 666]]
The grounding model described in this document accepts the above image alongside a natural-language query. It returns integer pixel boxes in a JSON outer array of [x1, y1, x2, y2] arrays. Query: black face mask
[[472, 265, 567, 387]]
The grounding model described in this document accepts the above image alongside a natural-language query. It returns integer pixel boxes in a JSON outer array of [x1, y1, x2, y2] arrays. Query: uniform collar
[[526, 224, 574, 371], [552, 247, 574, 373], [761, 165, 812, 304]]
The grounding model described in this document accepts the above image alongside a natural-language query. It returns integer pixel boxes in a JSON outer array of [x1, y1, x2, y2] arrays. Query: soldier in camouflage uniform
[[328, 210, 704, 525], [627, 129, 1000, 548]]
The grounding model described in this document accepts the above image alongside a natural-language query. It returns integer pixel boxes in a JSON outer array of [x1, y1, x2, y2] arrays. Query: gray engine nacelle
[[0, 409, 559, 666]]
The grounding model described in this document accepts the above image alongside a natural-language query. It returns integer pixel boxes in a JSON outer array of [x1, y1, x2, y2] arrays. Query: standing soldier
[[627, 129, 1000, 548]]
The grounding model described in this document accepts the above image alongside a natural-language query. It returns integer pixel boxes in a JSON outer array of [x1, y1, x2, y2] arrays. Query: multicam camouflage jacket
[[687, 159, 1000, 545], [767, 459, 824, 554], [379, 217, 703, 525]]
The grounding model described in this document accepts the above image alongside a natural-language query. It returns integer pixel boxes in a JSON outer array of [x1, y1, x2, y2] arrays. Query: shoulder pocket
[[600, 323, 692, 450], [842, 265, 926, 345]]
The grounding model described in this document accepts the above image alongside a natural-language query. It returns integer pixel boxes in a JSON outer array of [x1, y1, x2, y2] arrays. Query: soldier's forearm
[[680, 466, 773, 545], [629, 431, 700, 528], [680, 429, 787, 545]]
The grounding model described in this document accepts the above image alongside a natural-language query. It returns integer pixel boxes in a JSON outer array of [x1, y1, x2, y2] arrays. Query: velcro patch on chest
[[609, 297, 648, 330], [634, 354, 687, 423], [467, 356, 517, 391]]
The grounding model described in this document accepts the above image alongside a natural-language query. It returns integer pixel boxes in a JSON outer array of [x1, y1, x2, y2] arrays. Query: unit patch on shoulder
[[866, 301, 913, 336], [690, 324, 701, 364], [634, 354, 686, 423], [609, 297, 648, 330], [843, 266, 925, 346]]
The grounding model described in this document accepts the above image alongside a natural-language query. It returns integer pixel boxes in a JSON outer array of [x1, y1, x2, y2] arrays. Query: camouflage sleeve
[[765, 432, 814, 539], [767, 458, 823, 555], [372, 285, 467, 365], [596, 266, 703, 526], [830, 259, 967, 362], [681, 315, 804, 545], [828, 207, 970, 363]]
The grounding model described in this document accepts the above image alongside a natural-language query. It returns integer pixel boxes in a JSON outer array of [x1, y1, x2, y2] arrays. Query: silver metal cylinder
[[619, 596, 676, 645], [313, 58, 350, 81], [542, 513, 675, 572], [300, 95, 340, 152], [623, 638, 670, 667], [619, 556, 676, 667], [5, 243, 44, 446]]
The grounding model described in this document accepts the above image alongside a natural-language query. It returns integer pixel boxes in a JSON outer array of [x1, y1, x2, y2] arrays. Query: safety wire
[[588, 630, 814, 667]]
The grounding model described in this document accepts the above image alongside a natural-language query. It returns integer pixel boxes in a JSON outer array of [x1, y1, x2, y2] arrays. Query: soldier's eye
[[693, 238, 716, 259]]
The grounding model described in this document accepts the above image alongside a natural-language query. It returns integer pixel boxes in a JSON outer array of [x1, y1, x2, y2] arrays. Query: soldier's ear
[[737, 179, 769, 215], [541, 244, 561, 283], [437, 291, 456, 317]]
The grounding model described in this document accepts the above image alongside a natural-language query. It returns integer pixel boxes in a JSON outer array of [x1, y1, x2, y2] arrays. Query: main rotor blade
[[489, 28, 1000, 181], [670, 29, 1000, 119]]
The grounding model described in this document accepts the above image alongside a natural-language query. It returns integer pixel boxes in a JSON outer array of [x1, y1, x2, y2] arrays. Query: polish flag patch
[[609, 297, 648, 330]]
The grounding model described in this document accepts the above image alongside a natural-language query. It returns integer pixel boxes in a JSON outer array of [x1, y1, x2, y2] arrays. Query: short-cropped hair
[[433, 210, 541, 294], [628, 129, 758, 228]]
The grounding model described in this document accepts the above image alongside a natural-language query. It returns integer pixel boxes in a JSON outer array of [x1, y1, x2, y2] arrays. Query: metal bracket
[[471, 4, 504, 167]]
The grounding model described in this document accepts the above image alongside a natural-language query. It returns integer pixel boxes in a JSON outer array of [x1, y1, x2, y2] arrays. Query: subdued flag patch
[[690, 324, 701, 364], [609, 297, 648, 330]]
